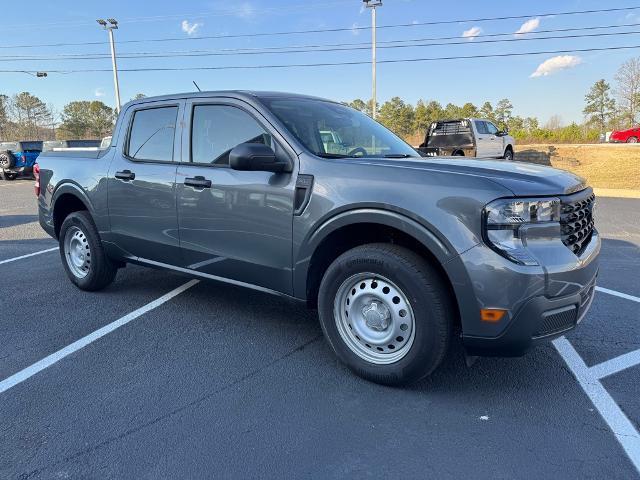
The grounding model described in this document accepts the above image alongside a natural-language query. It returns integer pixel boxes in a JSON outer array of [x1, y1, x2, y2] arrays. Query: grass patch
[[515, 144, 640, 190]]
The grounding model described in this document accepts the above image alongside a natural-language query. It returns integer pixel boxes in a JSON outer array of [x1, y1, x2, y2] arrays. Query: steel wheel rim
[[64, 226, 91, 278], [334, 273, 416, 365]]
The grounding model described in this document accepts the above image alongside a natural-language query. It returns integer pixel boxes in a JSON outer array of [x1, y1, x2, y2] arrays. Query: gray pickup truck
[[36, 91, 600, 385]]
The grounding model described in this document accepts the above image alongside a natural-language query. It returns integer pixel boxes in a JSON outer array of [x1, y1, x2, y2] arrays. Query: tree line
[[348, 56, 640, 145], [0, 93, 146, 142]]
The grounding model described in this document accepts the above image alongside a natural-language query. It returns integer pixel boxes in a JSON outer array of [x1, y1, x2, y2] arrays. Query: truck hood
[[359, 157, 587, 196]]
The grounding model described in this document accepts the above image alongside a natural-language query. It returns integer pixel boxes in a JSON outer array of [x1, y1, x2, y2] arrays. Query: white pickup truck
[[418, 118, 515, 161]]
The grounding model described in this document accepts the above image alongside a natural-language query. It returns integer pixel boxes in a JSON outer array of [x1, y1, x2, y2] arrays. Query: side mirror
[[229, 143, 290, 173]]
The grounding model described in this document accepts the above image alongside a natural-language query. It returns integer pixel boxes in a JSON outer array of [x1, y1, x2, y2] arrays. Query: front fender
[[293, 207, 464, 297]]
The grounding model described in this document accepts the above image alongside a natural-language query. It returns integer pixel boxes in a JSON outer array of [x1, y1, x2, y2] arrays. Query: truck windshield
[[261, 98, 420, 159], [20, 141, 42, 151]]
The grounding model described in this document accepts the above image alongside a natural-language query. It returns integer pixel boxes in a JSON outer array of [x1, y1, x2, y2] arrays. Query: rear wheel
[[318, 244, 452, 385], [627, 136, 638, 143], [59, 211, 117, 291]]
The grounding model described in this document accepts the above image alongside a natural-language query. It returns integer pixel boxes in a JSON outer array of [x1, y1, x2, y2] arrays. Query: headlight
[[483, 197, 560, 265]]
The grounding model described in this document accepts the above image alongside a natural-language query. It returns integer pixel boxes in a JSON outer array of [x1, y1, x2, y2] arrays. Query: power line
[[3, 44, 639, 74], [1, 6, 639, 50], [4, 20, 640, 58], [0, 30, 640, 62]]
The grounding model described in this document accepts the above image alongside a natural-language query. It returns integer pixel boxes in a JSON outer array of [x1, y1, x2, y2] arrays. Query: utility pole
[[363, 0, 382, 120], [97, 18, 121, 113]]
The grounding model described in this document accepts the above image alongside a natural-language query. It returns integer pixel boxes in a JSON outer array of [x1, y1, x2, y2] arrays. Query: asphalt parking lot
[[1, 178, 639, 479]]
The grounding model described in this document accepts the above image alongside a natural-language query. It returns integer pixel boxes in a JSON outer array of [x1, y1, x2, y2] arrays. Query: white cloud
[[181, 20, 202, 36], [515, 18, 540, 36], [236, 2, 255, 19], [94, 88, 105, 97], [351, 22, 361, 36], [530, 55, 582, 78], [462, 26, 482, 41]]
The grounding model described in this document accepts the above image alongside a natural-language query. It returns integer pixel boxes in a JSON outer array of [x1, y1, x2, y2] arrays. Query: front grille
[[560, 190, 595, 256], [534, 306, 578, 338]]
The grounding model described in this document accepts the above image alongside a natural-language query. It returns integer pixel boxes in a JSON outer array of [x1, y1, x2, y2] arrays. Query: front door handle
[[115, 170, 135, 181], [184, 176, 212, 189]]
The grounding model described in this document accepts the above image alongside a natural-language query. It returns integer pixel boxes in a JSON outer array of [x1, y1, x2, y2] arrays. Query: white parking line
[[553, 337, 640, 474], [0, 279, 199, 395], [596, 286, 640, 304], [590, 349, 640, 380], [0, 247, 58, 265]]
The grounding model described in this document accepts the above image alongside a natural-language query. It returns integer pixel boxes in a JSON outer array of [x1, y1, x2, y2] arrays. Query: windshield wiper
[[315, 153, 357, 158], [383, 153, 415, 158]]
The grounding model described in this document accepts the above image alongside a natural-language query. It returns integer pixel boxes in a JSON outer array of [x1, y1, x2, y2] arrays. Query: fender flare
[[293, 207, 458, 300], [51, 182, 94, 215], [50, 182, 96, 235]]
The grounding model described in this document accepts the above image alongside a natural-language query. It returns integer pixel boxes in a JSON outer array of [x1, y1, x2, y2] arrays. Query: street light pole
[[363, 0, 382, 120], [97, 18, 121, 114]]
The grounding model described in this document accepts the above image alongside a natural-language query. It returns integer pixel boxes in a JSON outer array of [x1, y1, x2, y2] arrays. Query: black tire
[[503, 147, 514, 161], [4, 172, 17, 180], [0, 151, 15, 169], [627, 136, 638, 143], [59, 211, 118, 291], [452, 150, 464, 156], [318, 243, 453, 386]]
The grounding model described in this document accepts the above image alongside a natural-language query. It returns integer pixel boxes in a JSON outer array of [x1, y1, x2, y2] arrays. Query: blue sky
[[2, 0, 639, 124]]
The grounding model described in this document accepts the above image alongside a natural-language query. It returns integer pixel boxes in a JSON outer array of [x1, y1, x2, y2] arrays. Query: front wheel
[[503, 148, 514, 161], [59, 211, 118, 291], [3, 172, 17, 180], [318, 244, 453, 385]]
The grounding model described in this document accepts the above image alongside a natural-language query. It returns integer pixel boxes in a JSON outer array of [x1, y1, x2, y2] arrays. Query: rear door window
[[127, 106, 178, 162]]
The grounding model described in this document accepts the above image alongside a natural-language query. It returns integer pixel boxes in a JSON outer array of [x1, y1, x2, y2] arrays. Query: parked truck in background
[[0, 141, 43, 180], [36, 91, 599, 385], [418, 118, 515, 160]]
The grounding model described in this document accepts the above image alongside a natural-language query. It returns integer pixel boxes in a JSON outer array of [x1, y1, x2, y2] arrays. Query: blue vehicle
[[0, 141, 43, 180]]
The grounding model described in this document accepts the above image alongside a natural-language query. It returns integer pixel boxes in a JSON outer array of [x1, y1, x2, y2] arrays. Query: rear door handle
[[184, 176, 212, 189], [115, 170, 135, 181]]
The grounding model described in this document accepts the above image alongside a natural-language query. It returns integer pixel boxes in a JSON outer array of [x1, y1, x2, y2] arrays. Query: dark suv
[[36, 91, 600, 385]]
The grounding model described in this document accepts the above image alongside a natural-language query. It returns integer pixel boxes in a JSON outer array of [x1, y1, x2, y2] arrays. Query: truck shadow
[[0, 214, 39, 229]]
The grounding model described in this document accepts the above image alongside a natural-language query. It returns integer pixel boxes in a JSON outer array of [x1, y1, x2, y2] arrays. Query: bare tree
[[0, 94, 9, 139], [614, 57, 640, 126], [545, 114, 563, 130]]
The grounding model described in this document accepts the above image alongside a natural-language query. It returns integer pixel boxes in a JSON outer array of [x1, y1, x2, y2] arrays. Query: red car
[[610, 126, 640, 143]]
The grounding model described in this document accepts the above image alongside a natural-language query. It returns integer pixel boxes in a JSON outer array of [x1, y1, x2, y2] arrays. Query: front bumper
[[457, 229, 600, 357]]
